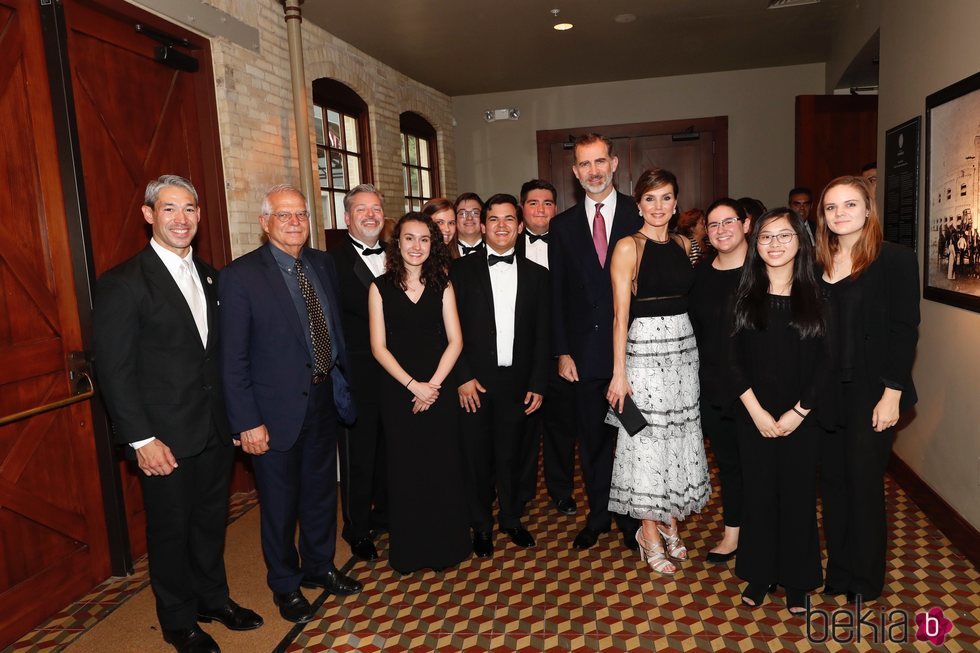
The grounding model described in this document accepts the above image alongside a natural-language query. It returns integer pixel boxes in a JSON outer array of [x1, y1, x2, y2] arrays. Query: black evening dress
[[374, 275, 471, 573]]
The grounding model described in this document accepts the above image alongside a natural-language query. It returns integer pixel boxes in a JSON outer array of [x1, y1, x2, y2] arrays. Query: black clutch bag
[[612, 393, 647, 437]]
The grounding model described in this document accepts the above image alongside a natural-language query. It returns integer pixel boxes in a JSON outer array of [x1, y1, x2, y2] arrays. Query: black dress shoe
[[554, 497, 577, 515], [272, 591, 315, 624], [197, 598, 263, 631], [706, 549, 738, 563], [622, 530, 639, 552], [350, 536, 380, 561], [821, 584, 847, 597], [301, 567, 363, 595], [501, 526, 535, 548], [572, 525, 610, 549], [472, 530, 494, 558], [162, 625, 220, 653]]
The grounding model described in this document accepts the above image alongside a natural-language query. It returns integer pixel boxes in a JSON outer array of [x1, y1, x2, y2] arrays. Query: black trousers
[[700, 403, 743, 528], [139, 427, 234, 629], [735, 419, 822, 591], [252, 379, 338, 594], [820, 394, 895, 599], [575, 378, 637, 535], [459, 367, 529, 531], [518, 362, 576, 506], [339, 354, 387, 542]]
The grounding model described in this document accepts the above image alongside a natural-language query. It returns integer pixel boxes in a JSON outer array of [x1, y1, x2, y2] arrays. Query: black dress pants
[[140, 427, 234, 629], [518, 362, 576, 506], [735, 419, 822, 591], [700, 403, 743, 528], [820, 395, 895, 600], [459, 367, 528, 531]]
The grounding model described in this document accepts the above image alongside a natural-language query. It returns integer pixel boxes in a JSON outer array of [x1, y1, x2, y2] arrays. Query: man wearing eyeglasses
[[331, 184, 389, 563], [454, 192, 486, 256], [220, 184, 361, 625]]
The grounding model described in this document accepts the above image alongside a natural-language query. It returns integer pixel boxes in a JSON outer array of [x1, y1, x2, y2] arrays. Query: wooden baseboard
[[888, 455, 980, 568]]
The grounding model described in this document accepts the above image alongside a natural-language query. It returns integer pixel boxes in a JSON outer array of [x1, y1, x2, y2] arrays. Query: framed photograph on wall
[[924, 70, 980, 312]]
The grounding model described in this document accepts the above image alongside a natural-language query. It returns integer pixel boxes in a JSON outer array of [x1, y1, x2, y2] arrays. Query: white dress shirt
[[487, 247, 518, 367], [458, 238, 484, 257], [523, 231, 549, 269], [349, 234, 386, 277], [584, 188, 617, 243]]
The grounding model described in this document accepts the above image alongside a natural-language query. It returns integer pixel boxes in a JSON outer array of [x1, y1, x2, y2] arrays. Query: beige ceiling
[[302, 0, 871, 96]]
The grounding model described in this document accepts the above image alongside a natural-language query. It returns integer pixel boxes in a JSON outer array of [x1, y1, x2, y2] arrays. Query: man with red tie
[[549, 134, 641, 551]]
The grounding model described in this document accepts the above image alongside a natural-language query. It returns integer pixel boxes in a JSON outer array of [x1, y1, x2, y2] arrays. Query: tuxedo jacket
[[93, 245, 230, 459], [450, 253, 550, 400], [219, 243, 355, 451], [549, 191, 641, 381]]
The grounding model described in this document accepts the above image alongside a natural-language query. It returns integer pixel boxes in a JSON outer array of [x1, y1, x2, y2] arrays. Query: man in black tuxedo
[[515, 180, 577, 516], [451, 193, 550, 558], [220, 185, 361, 625], [550, 134, 641, 551], [93, 175, 262, 653], [454, 192, 486, 256], [332, 183, 388, 562]]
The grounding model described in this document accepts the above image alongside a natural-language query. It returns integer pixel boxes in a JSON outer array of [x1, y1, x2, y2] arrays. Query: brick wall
[[133, 0, 456, 258]]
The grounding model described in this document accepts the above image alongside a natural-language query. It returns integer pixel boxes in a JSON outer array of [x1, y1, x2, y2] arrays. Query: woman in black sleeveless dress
[[368, 213, 470, 574]]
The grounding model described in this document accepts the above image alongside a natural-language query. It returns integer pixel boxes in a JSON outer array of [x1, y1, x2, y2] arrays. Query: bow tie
[[351, 238, 384, 256], [460, 242, 484, 255], [488, 253, 515, 266], [527, 232, 549, 244]]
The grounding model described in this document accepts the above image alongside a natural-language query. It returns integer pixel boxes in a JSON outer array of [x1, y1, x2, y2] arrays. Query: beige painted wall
[[823, 0, 882, 92], [879, 0, 980, 529], [451, 63, 825, 211]]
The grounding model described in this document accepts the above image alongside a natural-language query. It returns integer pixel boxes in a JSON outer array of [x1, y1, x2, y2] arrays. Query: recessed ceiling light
[[614, 13, 636, 23], [767, 0, 821, 7], [554, 22, 573, 31]]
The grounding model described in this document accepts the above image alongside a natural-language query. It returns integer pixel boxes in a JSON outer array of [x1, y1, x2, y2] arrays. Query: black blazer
[[450, 253, 550, 400], [93, 245, 230, 459], [549, 191, 641, 381]]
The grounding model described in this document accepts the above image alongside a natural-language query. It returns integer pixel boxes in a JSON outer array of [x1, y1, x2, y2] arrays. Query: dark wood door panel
[[796, 95, 878, 199]]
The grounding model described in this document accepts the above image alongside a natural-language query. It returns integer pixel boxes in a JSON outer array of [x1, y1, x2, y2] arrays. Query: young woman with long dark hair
[[815, 176, 919, 604], [727, 208, 832, 614], [368, 212, 470, 573]]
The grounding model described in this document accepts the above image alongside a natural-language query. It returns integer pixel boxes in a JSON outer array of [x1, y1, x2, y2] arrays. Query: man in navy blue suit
[[549, 134, 641, 551], [220, 184, 361, 624]]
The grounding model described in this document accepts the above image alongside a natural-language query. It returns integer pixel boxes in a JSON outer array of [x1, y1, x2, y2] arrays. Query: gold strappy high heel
[[636, 528, 676, 575], [657, 524, 688, 561]]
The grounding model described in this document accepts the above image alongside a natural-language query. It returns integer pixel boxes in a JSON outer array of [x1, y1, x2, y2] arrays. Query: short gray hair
[[261, 184, 309, 216], [144, 175, 198, 207], [343, 183, 384, 214]]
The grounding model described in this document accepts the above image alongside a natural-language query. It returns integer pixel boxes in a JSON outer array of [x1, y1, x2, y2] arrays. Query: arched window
[[400, 112, 439, 212], [312, 78, 372, 229]]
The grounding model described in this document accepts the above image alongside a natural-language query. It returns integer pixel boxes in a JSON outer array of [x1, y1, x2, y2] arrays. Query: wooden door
[[795, 95, 878, 199], [0, 0, 110, 645], [538, 117, 728, 213], [61, 0, 241, 560]]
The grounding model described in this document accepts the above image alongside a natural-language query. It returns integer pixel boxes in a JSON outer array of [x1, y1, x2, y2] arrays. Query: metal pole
[[281, 0, 323, 249]]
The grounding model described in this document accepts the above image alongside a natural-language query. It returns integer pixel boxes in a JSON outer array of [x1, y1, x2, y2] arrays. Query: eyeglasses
[[757, 232, 797, 245], [706, 217, 740, 232], [269, 210, 311, 223], [456, 209, 481, 219]]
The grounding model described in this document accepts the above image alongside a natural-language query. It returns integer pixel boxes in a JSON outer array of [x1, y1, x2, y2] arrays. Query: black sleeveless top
[[632, 237, 695, 318]]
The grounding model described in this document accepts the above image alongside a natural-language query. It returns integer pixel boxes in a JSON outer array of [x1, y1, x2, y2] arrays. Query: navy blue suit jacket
[[219, 243, 355, 451], [549, 191, 641, 381]]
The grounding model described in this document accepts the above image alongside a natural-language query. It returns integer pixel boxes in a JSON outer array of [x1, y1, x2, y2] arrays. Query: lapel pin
[[206, 276, 213, 285]]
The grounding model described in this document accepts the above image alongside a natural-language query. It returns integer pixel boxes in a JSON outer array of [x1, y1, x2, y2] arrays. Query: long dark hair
[[384, 212, 450, 291], [732, 208, 825, 338]]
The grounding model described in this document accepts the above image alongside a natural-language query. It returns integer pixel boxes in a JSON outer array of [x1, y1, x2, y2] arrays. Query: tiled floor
[[6, 464, 979, 652]]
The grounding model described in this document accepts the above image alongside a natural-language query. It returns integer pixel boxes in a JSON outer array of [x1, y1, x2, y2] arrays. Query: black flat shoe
[[350, 536, 380, 561], [197, 598, 263, 631], [821, 584, 847, 597], [162, 625, 220, 653], [572, 525, 610, 549], [706, 549, 737, 563], [501, 526, 535, 548], [300, 567, 362, 595], [553, 497, 577, 515], [785, 587, 808, 615], [741, 582, 776, 608], [272, 591, 314, 623], [472, 530, 494, 558]]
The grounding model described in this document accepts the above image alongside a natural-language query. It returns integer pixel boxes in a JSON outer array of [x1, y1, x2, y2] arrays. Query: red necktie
[[593, 203, 608, 266]]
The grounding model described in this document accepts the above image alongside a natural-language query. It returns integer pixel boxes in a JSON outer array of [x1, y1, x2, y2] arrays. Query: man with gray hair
[[332, 183, 389, 561], [94, 175, 262, 653], [220, 184, 361, 624]]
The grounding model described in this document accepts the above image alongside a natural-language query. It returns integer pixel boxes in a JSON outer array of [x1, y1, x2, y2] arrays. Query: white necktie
[[177, 259, 208, 346]]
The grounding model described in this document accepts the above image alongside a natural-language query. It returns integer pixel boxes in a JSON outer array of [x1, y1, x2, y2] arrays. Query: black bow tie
[[460, 242, 484, 255], [488, 253, 515, 266], [527, 232, 549, 244], [351, 238, 384, 256]]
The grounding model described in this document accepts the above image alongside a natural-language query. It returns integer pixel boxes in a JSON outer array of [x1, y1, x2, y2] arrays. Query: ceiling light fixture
[[614, 13, 636, 24], [484, 108, 520, 123], [767, 0, 821, 8], [551, 8, 573, 31]]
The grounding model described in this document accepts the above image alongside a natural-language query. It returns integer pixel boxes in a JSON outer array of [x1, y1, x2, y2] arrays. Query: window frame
[[399, 111, 440, 213]]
